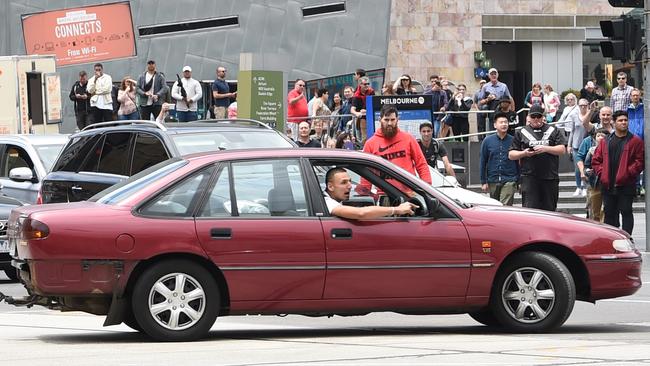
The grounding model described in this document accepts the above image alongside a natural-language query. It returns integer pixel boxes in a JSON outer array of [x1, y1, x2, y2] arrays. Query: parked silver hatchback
[[0, 134, 68, 203]]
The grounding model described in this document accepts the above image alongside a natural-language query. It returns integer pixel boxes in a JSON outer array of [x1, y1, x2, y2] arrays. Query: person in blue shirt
[[626, 88, 644, 195], [627, 88, 643, 140], [479, 112, 520, 205], [576, 128, 609, 222]]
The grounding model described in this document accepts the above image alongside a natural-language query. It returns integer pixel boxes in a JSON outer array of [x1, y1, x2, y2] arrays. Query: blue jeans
[[433, 118, 440, 137], [572, 148, 582, 189], [118, 111, 139, 120], [176, 111, 198, 122]]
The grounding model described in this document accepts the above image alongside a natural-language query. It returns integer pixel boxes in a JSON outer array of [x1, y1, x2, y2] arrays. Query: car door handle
[[71, 185, 83, 191], [210, 228, 232, 239], [331, 228, 352, 239]]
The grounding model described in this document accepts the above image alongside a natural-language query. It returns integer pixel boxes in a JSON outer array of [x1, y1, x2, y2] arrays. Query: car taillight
[[22, 218, 49, 240]]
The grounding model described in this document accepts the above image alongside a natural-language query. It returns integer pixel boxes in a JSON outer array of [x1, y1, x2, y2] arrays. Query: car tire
[[468, 309, 501, 327], [490, 252, 575, 332], [123, 310, 143, 332], [4, 269, 18, 282], [132, 259, 220, 341]]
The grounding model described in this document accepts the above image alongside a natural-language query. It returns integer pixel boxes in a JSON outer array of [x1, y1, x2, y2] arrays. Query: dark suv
[[40, 120, 295, 203]]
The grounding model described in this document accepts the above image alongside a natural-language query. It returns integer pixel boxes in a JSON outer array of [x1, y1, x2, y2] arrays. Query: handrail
[[81, 120, 167, 132]]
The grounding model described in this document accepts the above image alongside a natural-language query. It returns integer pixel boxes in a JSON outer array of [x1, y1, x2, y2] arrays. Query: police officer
[[508, 104, 566, 211]]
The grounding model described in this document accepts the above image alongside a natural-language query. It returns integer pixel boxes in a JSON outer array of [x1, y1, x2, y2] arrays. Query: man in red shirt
[[287, 79, 308, 138], [359, 104, 432, 194]]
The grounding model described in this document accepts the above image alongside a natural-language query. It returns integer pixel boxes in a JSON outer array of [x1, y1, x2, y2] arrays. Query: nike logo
[[378, 142, 399, 152]]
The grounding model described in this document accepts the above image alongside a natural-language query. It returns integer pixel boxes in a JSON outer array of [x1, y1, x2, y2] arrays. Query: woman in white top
[[557, 93, 578, 136], [543, 84, 561, 123]]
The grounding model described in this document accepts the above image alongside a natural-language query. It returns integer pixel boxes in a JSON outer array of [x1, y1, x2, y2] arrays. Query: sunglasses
[[361, 83, 369, 85], [617, 77, 626, 80], [530, 115, 543, 119]]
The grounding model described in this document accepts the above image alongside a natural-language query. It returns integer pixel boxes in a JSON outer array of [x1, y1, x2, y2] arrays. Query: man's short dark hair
[[79, 70, 87, 77], [380, 104, 398, 118], [94, 63, 103, 69], [429, 75, 439, 81], [613, 110, 628, 121], [419, 122, 433, 131], [295, 78, 305, 84], [493, 112, 509, 123], [325, 167, 347, 190], [355, 69, 366, 77]]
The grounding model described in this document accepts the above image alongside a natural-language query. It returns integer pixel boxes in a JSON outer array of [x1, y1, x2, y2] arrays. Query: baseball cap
[[488, 68, 498, 74], [529, 104, 545, 117], [147, 60, 155, 65], [499, 97, 511, 104], [479, 79, 486, 84], [586, 81, 595, 88], [182, 65, 192, 72]]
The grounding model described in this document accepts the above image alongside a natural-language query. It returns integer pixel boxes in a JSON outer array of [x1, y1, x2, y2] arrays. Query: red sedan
[[2, 149, 642, 341]]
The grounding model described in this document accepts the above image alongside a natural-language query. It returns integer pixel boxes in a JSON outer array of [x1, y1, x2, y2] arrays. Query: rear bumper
[[15, 258, 133, 296], [584, 255, 642, 301]]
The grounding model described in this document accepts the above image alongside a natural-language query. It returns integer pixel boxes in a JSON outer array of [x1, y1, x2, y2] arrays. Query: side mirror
[[9, 167, 34, 182], [425, 196, 440, 217]]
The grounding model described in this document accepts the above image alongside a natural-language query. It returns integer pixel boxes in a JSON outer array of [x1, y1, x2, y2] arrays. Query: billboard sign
[[21, 2, 136, 67], [366, 95, 434, 139]]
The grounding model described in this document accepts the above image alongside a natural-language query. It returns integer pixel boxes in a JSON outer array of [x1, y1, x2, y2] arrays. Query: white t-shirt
[[323, 193, 341, 213]]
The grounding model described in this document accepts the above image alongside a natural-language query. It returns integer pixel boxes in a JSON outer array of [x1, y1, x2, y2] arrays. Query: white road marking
[[601, 299, 650, 303]]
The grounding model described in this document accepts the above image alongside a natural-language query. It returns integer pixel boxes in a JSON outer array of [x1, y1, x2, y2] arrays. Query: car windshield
[[35, 144, 66, 172], [429, 166, 455, 188], [91, 158, 187, 204], [172, 131, 294, 155]]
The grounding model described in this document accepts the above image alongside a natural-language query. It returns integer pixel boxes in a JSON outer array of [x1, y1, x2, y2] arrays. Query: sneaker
[[580, 188, 587, 197], [572, 188, 581, 197]]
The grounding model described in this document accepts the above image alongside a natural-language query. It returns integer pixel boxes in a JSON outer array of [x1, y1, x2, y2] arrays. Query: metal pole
[[640, 0, 650, 251]]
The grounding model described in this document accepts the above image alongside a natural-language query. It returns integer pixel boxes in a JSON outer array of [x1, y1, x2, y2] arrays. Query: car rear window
[[171, 131, 293, 155], [51, 134, 103, 172], [91, 158, 187, 205]]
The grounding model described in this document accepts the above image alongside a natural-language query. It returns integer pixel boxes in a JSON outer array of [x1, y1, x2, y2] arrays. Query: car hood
[[464, 204, 629, 239], [437, 186, 502, 206]]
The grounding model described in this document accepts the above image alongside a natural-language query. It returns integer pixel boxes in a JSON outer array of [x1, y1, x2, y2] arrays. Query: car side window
[[312, 162, 432, 218], [131, 133, 169, 175], [52, 134, 103, 172], [198, 166, 231, 217], [140, 166, 214, 217], [199, 159, 308, 217], [96, 132, 132, 176], [0, 145, 33, 177]]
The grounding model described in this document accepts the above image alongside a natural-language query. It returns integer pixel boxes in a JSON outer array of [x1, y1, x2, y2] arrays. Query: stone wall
[[387, 0, 630, 90]]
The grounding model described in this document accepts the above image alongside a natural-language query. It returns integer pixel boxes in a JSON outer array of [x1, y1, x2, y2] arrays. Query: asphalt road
[[0, 255, 648, 366]]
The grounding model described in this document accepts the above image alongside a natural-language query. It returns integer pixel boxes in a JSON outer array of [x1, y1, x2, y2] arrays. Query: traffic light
[[600, 16, 642, 62]]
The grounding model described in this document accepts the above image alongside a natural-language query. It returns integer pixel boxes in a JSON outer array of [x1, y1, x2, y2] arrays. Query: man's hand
[[395, 202, 418, 216], [481, 183, 488, 192]]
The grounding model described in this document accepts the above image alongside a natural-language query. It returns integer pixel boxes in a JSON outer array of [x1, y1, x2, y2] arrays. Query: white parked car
[[0, 134, 68, 203], [429, 166, 502, 206]]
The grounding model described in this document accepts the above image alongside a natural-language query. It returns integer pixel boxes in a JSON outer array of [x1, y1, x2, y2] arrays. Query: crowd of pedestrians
[[69, 60, 238, 130], [68, 61, 645, 234]]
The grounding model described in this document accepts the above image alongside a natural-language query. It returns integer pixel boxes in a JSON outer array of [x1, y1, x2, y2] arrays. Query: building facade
[[0, 0, 633, 132]]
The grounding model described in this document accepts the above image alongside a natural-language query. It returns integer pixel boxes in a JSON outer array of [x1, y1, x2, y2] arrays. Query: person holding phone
[[87, 63, 114, 123], [508, 105, 566, 211]]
